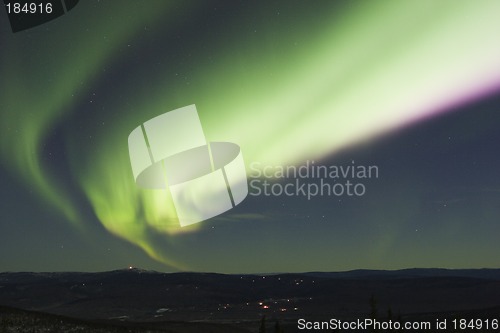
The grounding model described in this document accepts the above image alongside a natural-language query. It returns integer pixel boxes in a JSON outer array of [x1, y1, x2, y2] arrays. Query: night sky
[[1, 1, 500, 273]]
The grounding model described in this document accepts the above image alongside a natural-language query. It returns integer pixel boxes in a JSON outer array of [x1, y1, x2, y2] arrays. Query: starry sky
[[1, 0, 500, 273]]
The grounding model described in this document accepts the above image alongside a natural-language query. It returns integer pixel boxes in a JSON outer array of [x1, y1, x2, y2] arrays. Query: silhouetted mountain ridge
[[302, 268, 500, 280]]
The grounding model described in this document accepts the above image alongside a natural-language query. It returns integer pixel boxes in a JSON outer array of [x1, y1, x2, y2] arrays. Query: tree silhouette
[[259, 315, 266, 333], [369, 294, 378, 319], [275, 319, 284, 333], [369, 294, 378, 333]]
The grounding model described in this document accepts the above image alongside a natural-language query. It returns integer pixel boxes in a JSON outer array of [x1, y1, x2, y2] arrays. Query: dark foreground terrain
[[0, 268, 500, 332], [0, 305, 249, 333]]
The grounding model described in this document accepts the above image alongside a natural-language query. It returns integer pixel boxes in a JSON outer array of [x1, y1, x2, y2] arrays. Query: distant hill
[[302, 268, 500, 280]]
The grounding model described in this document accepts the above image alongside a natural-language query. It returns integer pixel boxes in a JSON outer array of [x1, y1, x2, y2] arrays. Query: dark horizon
[[2, 266, 500, 332], [2, 266, 500, 275]]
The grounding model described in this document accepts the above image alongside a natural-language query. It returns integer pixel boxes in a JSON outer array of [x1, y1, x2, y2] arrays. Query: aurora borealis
[[1, 1, 500, 273]]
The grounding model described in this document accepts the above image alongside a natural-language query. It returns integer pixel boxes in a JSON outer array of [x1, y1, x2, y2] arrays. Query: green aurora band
[[1, 1, 500, 270]]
